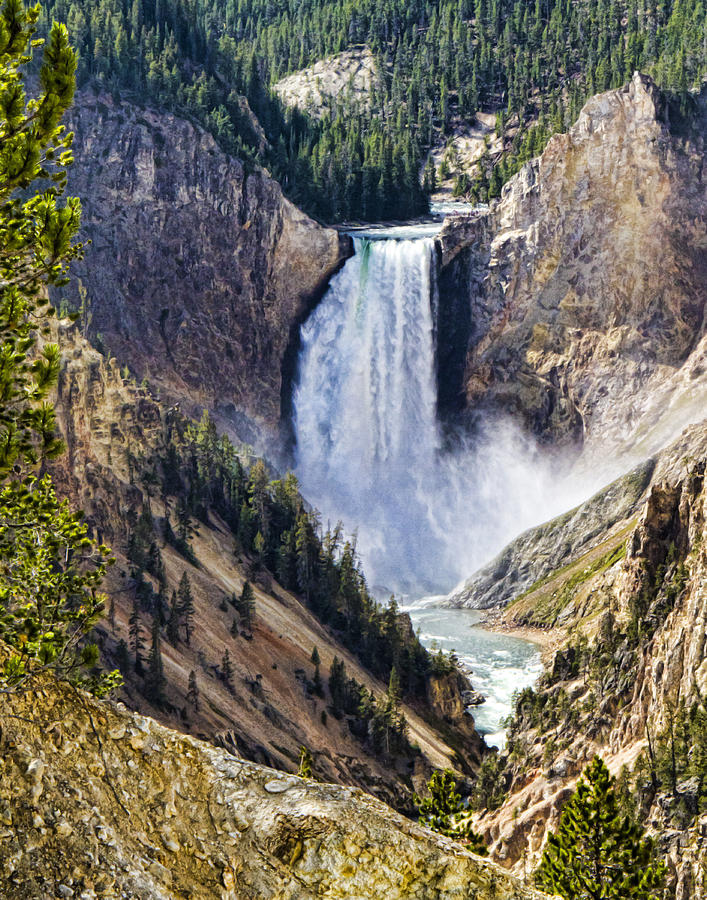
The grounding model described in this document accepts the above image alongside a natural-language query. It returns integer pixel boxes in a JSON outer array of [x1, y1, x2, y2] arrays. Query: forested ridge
[[39, 0, 706, 221]]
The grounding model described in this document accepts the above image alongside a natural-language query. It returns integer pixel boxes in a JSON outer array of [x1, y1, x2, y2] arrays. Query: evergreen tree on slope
[[536, 756, 665, 900]]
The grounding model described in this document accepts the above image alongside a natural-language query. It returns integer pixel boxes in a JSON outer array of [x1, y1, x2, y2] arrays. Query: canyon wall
[[46, 321, 484, 812], [56, 90, 351, 451], [457, 420, 707, 898], [438, 74, 707, 458]]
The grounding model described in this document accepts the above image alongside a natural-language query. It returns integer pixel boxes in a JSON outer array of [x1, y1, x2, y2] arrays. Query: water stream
[[405, 606, 543, 747]]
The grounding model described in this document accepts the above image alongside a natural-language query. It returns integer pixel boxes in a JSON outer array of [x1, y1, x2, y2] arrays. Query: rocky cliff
[[46, 321, 484, 813], [460, 420, 707, 898], [437, 74, 707, 459], [0, 673, 549, 900], [55, 89, 351, 452]]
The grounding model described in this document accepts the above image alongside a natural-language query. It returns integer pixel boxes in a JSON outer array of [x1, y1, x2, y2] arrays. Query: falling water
[[292, 230, 568, 597], [294, 234, 448, 593]]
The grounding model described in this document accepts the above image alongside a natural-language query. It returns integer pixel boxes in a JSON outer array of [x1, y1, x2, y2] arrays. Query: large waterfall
[[293, 231, 553, 597]]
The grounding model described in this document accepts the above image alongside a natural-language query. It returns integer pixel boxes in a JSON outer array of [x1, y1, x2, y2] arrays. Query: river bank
[[478, 609, 566, 658]]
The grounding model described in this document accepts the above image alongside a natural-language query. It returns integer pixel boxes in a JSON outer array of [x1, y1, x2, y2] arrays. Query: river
[[405, 606, 543, 748]]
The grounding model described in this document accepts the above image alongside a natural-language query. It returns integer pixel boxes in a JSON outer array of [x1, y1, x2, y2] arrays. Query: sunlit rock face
[[438, 74, 707, 462], [456, 421, 707, 898], [1, 675, 550, 900], [55, 90, 351, 450]]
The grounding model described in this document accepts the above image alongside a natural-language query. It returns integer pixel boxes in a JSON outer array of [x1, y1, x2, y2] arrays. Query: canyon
[[3, 61, 705, 899]]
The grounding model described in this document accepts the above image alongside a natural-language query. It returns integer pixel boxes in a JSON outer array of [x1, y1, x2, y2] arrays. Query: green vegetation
[[536, 756, 665, 900], [511, 539, 628, 627], [414, 769, 487, 854], [328, 654, 411, 755], [121, 408, 453, 739], [298, 744, 314, 778], [39, 0, 707, 222], [470, 752, 507, 810], [624, 694, 707, 827], [146, 412, 434, 697], [0, 0, 117, 694]]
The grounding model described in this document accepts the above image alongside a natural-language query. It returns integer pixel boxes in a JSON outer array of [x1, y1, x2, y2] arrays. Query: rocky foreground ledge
[[0, 676, 549, 899]]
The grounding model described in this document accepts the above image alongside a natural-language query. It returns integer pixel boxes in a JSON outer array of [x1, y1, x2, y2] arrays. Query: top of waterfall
[[345, 221, 443, 241], [339, 201, 483, 241]]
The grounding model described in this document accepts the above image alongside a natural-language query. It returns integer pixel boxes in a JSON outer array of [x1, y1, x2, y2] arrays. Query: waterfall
[[293, 231, 556, 597], [293, 235, 449, 594]]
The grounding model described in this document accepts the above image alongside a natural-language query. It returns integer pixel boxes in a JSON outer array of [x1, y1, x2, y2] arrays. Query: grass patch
[[510, 534, 630, 628]]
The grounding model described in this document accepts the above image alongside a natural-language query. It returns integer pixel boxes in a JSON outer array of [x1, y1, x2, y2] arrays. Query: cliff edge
[[0, 674, 549, 900]]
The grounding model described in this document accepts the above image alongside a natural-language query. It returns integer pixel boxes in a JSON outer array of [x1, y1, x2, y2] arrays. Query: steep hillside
[[54, 90, 351, 452], [47, 321, 484, 812], [39, 0, 706, 221], [452, 421, 707, 898], [437, 74, 707, 458], [0, 672, 549, 900]]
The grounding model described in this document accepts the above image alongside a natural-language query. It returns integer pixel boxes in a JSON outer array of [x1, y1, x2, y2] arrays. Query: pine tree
[[145, 616, 165, 703], [415, 770, 487, 855], [329, 655, 347, 714], [186, 669, 200, 711], [115, 639, 130, 674], [128, 600, 145, 674], [177, 572, 195, 645], [536, 756, 666, 900], [166, 589, 180, 645], [388, 665, 401, 706], [311, 645, 323, 697], [0, 2, 120, 697], [237, 580, 255, 632]]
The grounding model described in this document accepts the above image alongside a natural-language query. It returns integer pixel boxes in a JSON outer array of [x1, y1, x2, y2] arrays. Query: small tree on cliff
[[144, 617, 165, 704], [177, 572, 195, 645], [298, 745, 314, 778], [414, 770, 487, 856], [536, 756, 665, 900], [236, 580, 255, 632], [186, 669, 200, 711], [311, 645, 323, 696]]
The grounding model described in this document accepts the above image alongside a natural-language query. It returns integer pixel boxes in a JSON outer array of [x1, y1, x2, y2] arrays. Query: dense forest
[[39, 0, 706, 220]]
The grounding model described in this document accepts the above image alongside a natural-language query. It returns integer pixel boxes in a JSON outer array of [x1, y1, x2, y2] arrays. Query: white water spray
[[293, 232, 565, 597]]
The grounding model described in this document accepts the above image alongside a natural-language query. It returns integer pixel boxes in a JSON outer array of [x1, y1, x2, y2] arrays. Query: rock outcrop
[[273, 48, 377, 118], [55, 90, 351, 451], [0, 674, 550, 900], [437, 74, 707, 458]]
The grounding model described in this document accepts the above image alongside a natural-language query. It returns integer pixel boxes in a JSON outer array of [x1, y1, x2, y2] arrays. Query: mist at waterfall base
[[292, 231, 575, 599]]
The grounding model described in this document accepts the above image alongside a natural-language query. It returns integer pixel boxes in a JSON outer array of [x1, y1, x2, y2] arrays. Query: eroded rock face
[[438, 74, 707, 457], [56, 90, 351, 449], [467, 421, 707, 897], [273, 48, 377, 118], [0, 677, 549, 900]]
